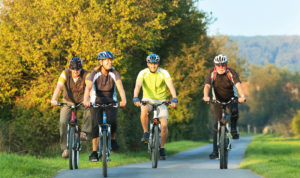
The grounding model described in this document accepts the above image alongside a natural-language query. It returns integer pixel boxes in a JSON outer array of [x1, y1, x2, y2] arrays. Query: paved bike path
[[55, 136, 261, 178]]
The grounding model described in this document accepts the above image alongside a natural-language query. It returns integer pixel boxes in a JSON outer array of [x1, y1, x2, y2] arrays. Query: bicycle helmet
[[214, 54, 228, 65], [97, 51, 115, 60], [69, 57, 82, 70], [146, 54, 160, 63]]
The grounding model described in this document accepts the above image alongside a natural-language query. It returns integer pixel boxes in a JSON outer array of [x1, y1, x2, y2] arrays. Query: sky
[[197, 0, 300, 36]]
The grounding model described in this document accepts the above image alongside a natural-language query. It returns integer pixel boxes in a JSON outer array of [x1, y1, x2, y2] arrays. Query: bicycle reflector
[[221, 120, 226, 125], [154, 120, 158, 124]]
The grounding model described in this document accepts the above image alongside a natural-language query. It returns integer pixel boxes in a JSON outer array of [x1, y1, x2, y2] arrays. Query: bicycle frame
[[217, 104, 231, 152], [57, 103, 82, 170], [141, 101, 170, 168], [212, 98, 236, 169], [92, 102, 118, 177]]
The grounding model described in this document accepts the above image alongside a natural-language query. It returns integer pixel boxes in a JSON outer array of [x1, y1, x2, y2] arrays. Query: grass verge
[[240, 134, 300, 178], [0, 140, 207, 178]]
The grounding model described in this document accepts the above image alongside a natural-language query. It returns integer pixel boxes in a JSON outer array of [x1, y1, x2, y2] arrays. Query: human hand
[[51, 99, 58, 106]]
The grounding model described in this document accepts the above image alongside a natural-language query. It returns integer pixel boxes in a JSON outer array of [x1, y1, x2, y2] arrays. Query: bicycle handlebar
[[211, 97, 237, 105], [91, 102, 119, 108], [141, 101, 171, 107], [57, 103, 83, 109]]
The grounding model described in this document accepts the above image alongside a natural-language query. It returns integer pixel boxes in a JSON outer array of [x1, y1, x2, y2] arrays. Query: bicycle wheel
[[102, 130, 108, 177], [68, 127, 75, 170], [220, 126, 228, 169], [152, 125, 159, 168]]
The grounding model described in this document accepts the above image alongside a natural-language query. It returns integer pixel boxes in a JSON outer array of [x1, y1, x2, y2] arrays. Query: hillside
[[230, 36, 300, 72]]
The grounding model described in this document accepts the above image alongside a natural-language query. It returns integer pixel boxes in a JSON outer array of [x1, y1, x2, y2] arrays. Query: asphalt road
[[55, 136, 261, 178]]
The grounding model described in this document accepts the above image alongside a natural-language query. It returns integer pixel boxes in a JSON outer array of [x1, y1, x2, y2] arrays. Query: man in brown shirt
[[51, 57, 92, 158]]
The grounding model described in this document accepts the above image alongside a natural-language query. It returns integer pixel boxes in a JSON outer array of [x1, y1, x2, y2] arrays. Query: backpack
[[210, 67, 234, 84], [210, 67, 238, 100]]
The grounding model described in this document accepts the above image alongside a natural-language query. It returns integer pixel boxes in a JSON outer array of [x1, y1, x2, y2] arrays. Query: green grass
[[0, 140, 207, 178], [240, 134, 300, 178]]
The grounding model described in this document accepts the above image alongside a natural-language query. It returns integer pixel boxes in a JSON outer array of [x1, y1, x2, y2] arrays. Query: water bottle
[[103, 112, 107, 123]]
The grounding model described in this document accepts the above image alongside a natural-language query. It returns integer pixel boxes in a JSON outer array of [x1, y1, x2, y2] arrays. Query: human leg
[[229, 102, 239, 139], [140, 104, 150, 142], [60, 105, 72, 158], [210, 103, 222, 159]]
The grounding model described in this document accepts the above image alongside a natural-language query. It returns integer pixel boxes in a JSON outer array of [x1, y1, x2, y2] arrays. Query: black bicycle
[[211, 98, 237, 169], [57, 103, 82, 170], [141, 101, 170, 168], [91, 102, 118, 177]]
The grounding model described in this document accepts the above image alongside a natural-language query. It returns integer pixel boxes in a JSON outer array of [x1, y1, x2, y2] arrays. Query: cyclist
[[203, 54, 246, 159], [83, 51, 126, 161], [51, 57, 92, 158], [133, 53, 178, 160]]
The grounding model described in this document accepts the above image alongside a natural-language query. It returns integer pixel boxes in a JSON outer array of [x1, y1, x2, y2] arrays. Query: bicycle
[[57, 103, 82, 170], [141, 101, 170, 168], [91, 102, 118, 177], [211, 98, 237, 169]]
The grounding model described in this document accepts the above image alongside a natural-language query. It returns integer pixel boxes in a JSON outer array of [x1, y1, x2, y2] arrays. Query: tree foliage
[[241, 63, 300, 131], [0, 0, 214, 154]]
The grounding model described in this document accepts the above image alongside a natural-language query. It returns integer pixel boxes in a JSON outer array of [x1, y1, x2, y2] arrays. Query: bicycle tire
[[220, 126, 228, 169], [74, 132, 79, 169], [102, 130, 108, 177], [68, 127, 75, 170], [152, 125, 159, 168]]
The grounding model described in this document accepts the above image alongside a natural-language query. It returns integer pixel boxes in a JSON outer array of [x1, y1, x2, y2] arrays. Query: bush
[[291, 110, 300, 136]]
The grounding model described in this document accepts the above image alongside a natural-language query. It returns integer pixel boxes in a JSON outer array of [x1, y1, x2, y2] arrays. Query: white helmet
[[214, 54, 228, 64]]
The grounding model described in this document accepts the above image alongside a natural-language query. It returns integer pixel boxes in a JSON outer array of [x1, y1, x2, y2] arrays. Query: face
[[100, 58, 113, 70], [147, 62, 159, 72], [215, 64, 227, 74], [71, 69, 82, 78]]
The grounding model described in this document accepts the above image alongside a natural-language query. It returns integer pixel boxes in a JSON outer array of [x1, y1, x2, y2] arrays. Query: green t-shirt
[[137, 67, 172, 100]]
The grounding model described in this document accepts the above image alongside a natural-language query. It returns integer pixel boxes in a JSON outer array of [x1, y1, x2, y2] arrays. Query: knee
[[161, 124, 167, 131], [60, 119, 68, 126]]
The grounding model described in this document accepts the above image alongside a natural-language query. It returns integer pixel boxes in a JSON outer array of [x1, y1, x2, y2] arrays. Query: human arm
[[115, 79, 127, 107], [133, 80, 142, 107], [166, 80, 177, 108], [235, 82, 246, 103], [83, 80, 93, 107], [203, 84, 211, 102], [51, 82, 64, 106]]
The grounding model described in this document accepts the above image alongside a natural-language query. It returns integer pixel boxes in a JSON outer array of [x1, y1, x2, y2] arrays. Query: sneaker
[[209, 151, 219, 160], [80, 132, 88, 141], [231, 130, 240, 139], [141, 132, 150, 143], [89, 151, 99, 162], [62, 149, 69, 158], [160, 148, 166, 160], [111, 140, 119, 152]]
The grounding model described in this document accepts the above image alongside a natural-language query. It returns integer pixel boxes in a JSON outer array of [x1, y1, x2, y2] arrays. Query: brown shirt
[[62, 69, 89, 104]]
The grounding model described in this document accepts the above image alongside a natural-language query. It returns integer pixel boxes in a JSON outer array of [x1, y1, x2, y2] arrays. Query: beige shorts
[[142, 98, 168, 119]]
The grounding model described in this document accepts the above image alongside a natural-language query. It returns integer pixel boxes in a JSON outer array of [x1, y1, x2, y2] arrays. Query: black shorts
[[91, 107, 118, 138]]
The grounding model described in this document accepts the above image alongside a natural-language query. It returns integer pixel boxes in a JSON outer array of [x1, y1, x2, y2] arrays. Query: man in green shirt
[[133, 54, 178, 160]]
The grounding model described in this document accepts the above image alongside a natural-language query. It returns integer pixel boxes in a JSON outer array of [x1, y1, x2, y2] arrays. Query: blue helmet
[[97, 51, 115, 60], [69, 57, 82, 70], [146, 54, 160, 63]]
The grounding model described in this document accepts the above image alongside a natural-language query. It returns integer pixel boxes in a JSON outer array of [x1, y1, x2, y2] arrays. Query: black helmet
[[69, 57, 82, 70]]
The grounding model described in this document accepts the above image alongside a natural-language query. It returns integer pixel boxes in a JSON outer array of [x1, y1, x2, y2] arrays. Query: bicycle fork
[[217, 122, 232, 151], [98, 124, 112, 161]]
